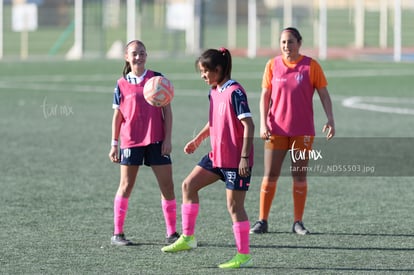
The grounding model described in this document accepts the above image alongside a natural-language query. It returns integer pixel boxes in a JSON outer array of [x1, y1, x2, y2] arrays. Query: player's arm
[[184, 122, 210, 154], [316, 87, 335, 140], [311, 60, 335, 140], [239, 117, 255, 177], [260, 59, 273, 140], [231, 86, 255, 176], [109, 108, 123, 162], [260, 87, 272, 140], [161, 104, 173, 155]]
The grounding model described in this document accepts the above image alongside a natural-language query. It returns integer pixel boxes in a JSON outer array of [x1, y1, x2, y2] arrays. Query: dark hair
[[282, 27, 302, 43], [123, 40, 146, 78], [195, 47, 232, 84]]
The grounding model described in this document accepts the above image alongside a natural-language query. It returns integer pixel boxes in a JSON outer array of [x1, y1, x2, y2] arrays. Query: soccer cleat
[[161, 235, 197, 252], [250, 220, 268, 234], [165, 232, 180, 244], [111, 233, 133, 246], [218, 253, 252, 269], [292, 221, 310, 235]]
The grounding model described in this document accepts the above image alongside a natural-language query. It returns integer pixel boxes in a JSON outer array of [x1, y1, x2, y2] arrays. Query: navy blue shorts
[[197, 154, 251, 191], [120, 142, 172, 166]]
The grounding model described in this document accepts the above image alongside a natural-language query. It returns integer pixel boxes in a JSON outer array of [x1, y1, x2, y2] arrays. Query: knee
[[292, 170, 307, 183], [293, 178, 307, 186], [227, 204, 237, 219], [226, 200, 241, 216], [226, 201, 247, 222], [181, 178, 193, 195], [117, 180, 132, 197], [263, 175, 279, 182]]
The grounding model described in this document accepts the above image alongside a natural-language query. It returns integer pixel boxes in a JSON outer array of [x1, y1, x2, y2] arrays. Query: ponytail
[[196, 47, 233, 84]]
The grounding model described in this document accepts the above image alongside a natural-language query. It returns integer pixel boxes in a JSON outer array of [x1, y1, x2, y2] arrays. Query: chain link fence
[[1, 0, 413, 60]]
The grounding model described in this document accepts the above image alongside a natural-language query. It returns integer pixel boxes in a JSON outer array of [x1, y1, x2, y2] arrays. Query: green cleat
[[218, 253, 252, 269], [161, 235, 197, 252]]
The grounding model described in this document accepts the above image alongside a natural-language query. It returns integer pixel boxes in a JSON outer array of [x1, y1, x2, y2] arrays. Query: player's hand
[[184, 139, 200, 154], [260, 126, 271, 140], [238, 158, 250, 177], [161, 140, 172, 155], [322, 123, 335, 140], [109, 146, 120, 163]]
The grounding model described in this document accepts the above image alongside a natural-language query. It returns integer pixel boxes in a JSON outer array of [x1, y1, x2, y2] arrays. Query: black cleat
[[250, 220, 268, 234]]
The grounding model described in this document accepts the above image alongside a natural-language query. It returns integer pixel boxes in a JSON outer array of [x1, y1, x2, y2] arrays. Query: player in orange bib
[[250, 27, 335, 235]]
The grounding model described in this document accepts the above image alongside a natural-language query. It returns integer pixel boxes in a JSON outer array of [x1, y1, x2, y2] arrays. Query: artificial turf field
[[0, 56, 413, 274]]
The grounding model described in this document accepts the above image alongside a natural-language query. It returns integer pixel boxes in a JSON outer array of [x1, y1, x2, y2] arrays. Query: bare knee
[[293, 177, 307, 185], [226, 200, 247, 222], [264, 175, 279, 182], [181, 178, 191, 195], [117, 179, 134, 197], [181, 178, 198, 202]]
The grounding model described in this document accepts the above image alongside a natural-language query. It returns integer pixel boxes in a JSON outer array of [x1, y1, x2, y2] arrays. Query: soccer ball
[[143, 76, 174, 107]]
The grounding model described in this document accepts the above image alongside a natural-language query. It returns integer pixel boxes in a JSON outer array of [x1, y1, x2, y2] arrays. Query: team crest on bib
[[295, 73, 304, 83], [123, 148, 131, 159]]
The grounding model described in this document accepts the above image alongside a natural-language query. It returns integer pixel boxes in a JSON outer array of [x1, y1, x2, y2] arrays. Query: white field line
[[1, 67, 414, 83], [342, 96, 414, 115], [1, 69, 414, 115], [0, 81, 209, 96]]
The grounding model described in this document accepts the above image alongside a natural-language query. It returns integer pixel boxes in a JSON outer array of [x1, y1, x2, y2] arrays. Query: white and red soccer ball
[[143, 76, 174, 107]]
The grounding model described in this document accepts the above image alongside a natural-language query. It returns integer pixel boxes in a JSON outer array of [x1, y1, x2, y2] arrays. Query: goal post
[[66, 0, 82, 60], [0, 0, 3, 59]]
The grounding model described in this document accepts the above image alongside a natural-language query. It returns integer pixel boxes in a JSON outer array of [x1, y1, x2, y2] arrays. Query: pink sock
[[113, 196, 129, 235], [181, 203, 199, 236], [161, 199, 177, 236], [233, 221, 250, 254]]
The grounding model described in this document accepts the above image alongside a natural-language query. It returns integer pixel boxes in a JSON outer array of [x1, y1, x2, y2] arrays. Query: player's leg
[[162, 163, 220, 252], [226, 189, 248, 222], [112, 147, 144, 245], [227, 189, 249, 254], [112, 164, 139, 245], [251, 136, 288, 234], [145, 142, 179, 243], [181, 165, 220, 204], [290, 158, 310, 235], [152, 164, 174, 200], [152, 164, 179, 243], [290, 136, 313, 235], [219, 188, 252, 269], [181, 165, 219, 236], [117, 164, 139, 197]]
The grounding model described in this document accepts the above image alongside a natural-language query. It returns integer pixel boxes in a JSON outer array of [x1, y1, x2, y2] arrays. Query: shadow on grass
[[250, 244, 414, 252], [120, 237, 414, 274], [276, 267, 414, 273], [307, 231, 414, 238], [260, 230, 414, 238]]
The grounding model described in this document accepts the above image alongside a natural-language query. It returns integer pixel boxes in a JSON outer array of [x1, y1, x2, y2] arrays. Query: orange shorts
[[264, 135, 314, 151]]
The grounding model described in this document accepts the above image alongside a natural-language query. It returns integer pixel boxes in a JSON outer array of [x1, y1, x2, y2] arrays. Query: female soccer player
[[161, 47, 255, 269], [108, 40, 179, 245], [250, 27, 335, 235]]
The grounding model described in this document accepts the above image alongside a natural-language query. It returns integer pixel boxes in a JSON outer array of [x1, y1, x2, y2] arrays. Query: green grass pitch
[[0, 56, 413, 274]]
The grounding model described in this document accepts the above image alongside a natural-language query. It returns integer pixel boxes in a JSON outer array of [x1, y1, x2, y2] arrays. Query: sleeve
[[153, 71, 164, 77], [112, 84, 121, 109], [261, 58, 274, 89], [231, 88, 252, 120], [310, 59, 328, 89]]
